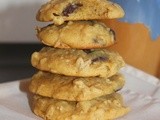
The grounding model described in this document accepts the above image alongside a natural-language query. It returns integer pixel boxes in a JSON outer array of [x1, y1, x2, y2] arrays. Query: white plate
[[0, 65, 160, 120]]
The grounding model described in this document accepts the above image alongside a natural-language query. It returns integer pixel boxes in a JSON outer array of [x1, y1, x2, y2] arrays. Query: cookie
[[32, 93, 129, 120], [36, 0, 125, 25], [37, 21, 115, 49], [31, 47, 125, 77], [29, 71, 125, 101]]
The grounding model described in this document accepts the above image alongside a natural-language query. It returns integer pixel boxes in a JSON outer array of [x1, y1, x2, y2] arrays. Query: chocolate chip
[[92, 56, 108, 62], [110, 29, 116, 41], [62, 3, 83, 16], [83, 49, 92, 54]]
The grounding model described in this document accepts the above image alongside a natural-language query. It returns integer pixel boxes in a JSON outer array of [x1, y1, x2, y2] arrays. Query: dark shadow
[[0, 44, 43, 83]]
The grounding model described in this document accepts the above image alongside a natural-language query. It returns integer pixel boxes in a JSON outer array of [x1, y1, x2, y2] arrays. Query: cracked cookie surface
[[31, 47, 125, 77], [29, 71, 125, 101], [32, 93, 130, 120], [36, 0, 125, 25], [37, 21, 115, 49]]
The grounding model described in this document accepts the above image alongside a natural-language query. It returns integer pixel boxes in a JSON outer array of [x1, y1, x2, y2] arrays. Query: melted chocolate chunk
[[62, 3, 83, 17], [92, 56, 108, 62]]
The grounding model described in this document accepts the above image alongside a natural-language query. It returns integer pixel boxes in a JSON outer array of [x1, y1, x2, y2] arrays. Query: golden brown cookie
[[29, 71, 125, 101], [32, 93, 129, 120], [31, 47, 125, 77], [37, 21, 115, 49], [36, 0, 125, 25]]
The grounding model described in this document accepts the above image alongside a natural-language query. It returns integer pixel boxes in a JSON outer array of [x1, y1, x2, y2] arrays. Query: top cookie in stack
[[29, 0, 129, 120], [36, 0, 124, 25]]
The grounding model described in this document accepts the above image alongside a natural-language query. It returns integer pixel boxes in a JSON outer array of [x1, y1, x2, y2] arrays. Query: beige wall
[[102, 19, 160, 78]]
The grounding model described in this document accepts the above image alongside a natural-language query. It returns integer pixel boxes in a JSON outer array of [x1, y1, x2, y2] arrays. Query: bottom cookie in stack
[[32, 93, 129, 120], [29, 71, 129, 120]]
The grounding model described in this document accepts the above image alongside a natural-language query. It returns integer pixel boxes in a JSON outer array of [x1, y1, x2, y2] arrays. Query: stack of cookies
[[29, 0, 130, 120]]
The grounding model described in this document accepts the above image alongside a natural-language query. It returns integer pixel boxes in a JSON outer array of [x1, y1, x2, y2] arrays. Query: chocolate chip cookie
[[37, 21, 115, 49], [36, 0, 125, 25], [31, 47, 125, 77], [32, 93, 129, 120]]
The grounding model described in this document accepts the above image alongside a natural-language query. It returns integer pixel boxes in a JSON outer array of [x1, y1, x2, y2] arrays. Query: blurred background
[[0, 0, 160, 83], [0, 0, 46, 82], [105, 0, 160, 78]]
